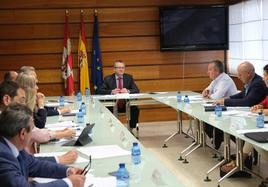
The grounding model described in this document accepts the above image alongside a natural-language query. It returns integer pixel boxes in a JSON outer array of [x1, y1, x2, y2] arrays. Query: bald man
[[3, 71, 18, 82], [215, 61, 267, 106]]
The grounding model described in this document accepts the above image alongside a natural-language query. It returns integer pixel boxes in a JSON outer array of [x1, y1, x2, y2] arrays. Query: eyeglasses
[[82, 155, 91, 175], [114, 67, 125, 69]]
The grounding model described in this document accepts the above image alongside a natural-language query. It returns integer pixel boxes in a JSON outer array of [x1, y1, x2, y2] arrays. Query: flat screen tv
[[160, 5, 229, 51]]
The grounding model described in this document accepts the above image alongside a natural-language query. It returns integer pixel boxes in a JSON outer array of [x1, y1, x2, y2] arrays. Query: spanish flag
[[78, 10, 90, 95]]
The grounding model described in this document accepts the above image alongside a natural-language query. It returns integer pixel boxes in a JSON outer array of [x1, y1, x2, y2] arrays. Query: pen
[[81, 155, 91, 175]]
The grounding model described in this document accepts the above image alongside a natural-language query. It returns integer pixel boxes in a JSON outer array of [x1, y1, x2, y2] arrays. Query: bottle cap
[[258, 112, 263, 115], [133, 142, 138, 146], [119, 163, 125, 168]]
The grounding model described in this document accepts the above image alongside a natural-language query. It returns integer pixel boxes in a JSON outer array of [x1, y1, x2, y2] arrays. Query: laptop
[[244, 132, 268, 143], [62, 123, 95, 146]]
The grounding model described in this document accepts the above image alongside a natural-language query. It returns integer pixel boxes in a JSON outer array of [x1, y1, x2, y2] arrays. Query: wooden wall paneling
[[0, 0, 227, 9], [136, 78, 210, 92], [0, 64, 207, 84], [0, 37, 160, 54], [103, 64, 208, 80], [0, 1, 228, 122], [0, 50, 224, 70], [102, 50, 225, 66], [0, 22, 159, 39], [0, 8, 158, 24]]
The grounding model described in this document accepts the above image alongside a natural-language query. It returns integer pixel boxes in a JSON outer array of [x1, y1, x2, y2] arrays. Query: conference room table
[[150, 91, 268, 185], [41, 96, 185, 187], [42, 92, 268, 186]]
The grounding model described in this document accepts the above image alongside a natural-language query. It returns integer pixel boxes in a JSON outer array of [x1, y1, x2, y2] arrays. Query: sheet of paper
[[45, 102, 71, 107], [78, 145, 130, 159], [45, 121, 78, 129], [33, 173, 116, 187], [222, 110, 257, 117], [34, 151, 88, 164], [188, 95, 204, 101]]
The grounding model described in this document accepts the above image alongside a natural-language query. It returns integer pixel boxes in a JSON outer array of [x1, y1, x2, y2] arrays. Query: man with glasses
[[99, 60, 140, 132]]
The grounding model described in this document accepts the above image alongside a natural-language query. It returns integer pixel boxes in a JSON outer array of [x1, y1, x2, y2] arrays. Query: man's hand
[[202, 89, 209, 98], [120, 88, 128, 93], [68, 175, 85, 187], [111, 88, 120, 95], [213, 98, 224, 105], [68, 167, 84, 175], [58, 149, 78, 165]]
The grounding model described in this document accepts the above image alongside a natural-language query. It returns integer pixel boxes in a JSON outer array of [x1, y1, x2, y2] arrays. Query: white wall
[[229, 0, 267, 76]]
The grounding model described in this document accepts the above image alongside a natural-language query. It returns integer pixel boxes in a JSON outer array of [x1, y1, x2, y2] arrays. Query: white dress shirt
[[206, 72, 238, 99]]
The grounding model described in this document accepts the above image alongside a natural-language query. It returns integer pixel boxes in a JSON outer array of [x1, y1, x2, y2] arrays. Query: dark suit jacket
[[98, 73, 139, 95], [45, 106, 59, 117], [0, 138, 68, 187], [34, 108, 47, 129], [224, 74, 267, 106]]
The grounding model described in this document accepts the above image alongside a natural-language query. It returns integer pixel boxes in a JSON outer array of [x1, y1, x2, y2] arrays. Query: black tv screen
[[160, 6, 229, 51]]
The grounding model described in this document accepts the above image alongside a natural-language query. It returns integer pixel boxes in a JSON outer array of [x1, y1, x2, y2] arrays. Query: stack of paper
[[78, 145, 130, 159]]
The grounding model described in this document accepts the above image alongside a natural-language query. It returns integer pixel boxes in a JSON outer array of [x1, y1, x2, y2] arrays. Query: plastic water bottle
[[80, 102, 86, 115], [131, 142, 141, 165], [176, 92, 182, 102], [256, 112, 264, 128], [215, 103, 222, 117], [184, 95, 190, 103], [77, 109, 84, 123], [85, 88, 90, 98], [116, 163, 129, 187], [59, 96, 65, 107], [76, 91, 82, 101]]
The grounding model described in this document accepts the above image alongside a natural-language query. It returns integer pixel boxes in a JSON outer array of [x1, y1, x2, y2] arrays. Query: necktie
[[117, 77, 125, 109], [244, 84, 249, 96], [118, 76, 123, 89], [17, 153, 25, 177]]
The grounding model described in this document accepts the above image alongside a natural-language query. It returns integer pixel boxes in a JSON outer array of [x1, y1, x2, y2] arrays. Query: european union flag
[[91, 10, 103, 93]]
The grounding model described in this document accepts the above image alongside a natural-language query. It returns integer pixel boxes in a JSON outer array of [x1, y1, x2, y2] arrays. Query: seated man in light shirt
[[202, 60, 237, 149]]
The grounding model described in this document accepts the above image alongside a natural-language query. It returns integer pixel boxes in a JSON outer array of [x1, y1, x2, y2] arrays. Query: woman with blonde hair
[[17, 72, 77, 164]]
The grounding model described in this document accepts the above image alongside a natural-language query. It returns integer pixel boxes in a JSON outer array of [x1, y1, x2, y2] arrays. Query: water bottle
[[176, 92, 182, 102], [77, 109, 84, 123], [131, 142, 141, 165], [215, 103, 222, 117], [76, 91, 82, 101], [184, 95, 190, 103], [85, 88, 90, 98], [80, 102, 86, 115], [256, 112, 264, 128], [59, 96, 65, 107], [116, 163, 129, 187]]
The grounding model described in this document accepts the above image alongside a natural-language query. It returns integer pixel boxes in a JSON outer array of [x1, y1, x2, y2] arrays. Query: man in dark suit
[[215, 61, 267, 106], [212, 61, 267, 149], [0, 104, 85, 187], [98, 60, 140, 131]]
